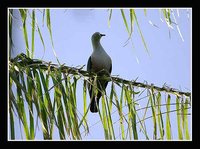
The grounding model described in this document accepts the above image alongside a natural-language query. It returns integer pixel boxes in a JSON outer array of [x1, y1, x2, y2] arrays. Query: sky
[[10, 8, 191, 140]]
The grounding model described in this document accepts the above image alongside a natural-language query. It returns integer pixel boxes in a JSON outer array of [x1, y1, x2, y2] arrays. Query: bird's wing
[[109, 60, 112, 74], [87, 56, 98, 112], [87, 56, 94, 100], [87, 56, 92, 71]]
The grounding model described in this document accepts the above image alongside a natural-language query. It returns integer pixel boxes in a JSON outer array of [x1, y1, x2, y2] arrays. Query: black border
[[0, 0, 194, 7], [191, 4, 199, 145], [1, 0, 198, 147], [0, 2, 8, 144]]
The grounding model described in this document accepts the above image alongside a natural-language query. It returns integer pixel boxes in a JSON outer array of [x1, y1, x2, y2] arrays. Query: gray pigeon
[[87, 32, 112, 113]]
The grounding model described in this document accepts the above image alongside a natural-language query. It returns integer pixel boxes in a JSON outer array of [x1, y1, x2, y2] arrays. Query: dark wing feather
[[87, 56, 93, 99], [109, 60, 112, 74], [87, 56, 92, 71], [87, 56, 97, 112]]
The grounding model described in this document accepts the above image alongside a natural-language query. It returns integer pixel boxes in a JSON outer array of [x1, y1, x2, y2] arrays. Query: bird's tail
[[90, 97, 99, 113], [89, 80, 107, 113]]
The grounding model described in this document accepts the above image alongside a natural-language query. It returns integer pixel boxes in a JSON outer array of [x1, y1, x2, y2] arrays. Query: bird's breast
[[91, 52, 111, 73]]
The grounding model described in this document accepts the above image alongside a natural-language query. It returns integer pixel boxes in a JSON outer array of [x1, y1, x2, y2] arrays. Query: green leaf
[[19, 9, 26, 22], [82, 80, 88, 132], [15, 71, 30, 139], [46, 9, 61, 65], [108, 9, 112, 28], [176, 96, 183, 140], [32, 68, 49, 139], [38, 69, 53, 139], [166, 94, 172, 140], [51, 73, 66, 139], [101, 94, 109, 139], [120, 9, 130, 36], [26, 68, 35, 139], [105, 94, 115, 140], [140, 95, 150, 140], [37, 25, 46, 55], [149, 89, 157, 139], [109, 83, 114, 111], [9, 103, 15, 140], [31, 9, 35, 58], [19, 9, 30, 57], [63, 76, 73, 137], [162, 9, 172, 25], [124, 85, 138, 140], [46, 9, 54, 48], [167, 9, 172, 24], [111, 83, 125, 139], [184, 99, 190, 140], [65, 77, 81, 139], [132, 10, 149, 55], [156, 92, 164, 140], [144, 9, 147, 16], [130, 9, 135, 35], [119, 84, 125, 139], [9, 9, 13, 58]]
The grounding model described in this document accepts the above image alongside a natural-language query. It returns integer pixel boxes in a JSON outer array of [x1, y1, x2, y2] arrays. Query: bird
[[87, 32, 112, 113]]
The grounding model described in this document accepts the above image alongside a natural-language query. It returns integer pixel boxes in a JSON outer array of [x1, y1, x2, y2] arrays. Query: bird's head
[[91, 32, 105, 42]]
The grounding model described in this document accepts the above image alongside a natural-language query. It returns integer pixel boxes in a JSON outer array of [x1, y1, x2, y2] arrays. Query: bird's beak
[[100, 34, 106, 37]]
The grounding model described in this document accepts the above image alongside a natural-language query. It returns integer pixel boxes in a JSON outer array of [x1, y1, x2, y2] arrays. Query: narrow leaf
[[108, 9, 112, 28], [132, 10, 149, 55], [184, 99, 190, 140], [31, 9, 35, 58], [144, 9, 147, 16], [156, 92, 164, 140], [9, 104, 15, 140], [166, 94, 172, 140], [149, 89, 157, 139], [20, 9, 30, 57], [120, 9, 130, 36], [37, 25, 46, 54], [176, 96, 183, 140], [46, 9, 54, 48]]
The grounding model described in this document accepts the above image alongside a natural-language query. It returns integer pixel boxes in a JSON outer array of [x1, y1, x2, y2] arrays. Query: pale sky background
[[10, 8, 191, 140]]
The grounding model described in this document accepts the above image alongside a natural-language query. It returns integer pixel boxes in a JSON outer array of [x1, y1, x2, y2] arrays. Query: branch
[[10, 53, 191, 97]]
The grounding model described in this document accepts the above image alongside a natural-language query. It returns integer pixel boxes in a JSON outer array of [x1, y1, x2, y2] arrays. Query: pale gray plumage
[[87, 32, 112, 113]]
